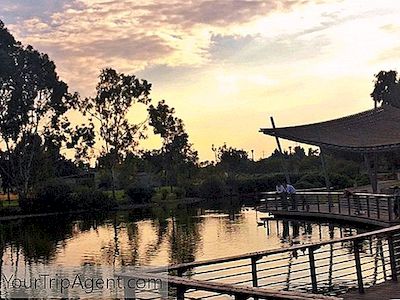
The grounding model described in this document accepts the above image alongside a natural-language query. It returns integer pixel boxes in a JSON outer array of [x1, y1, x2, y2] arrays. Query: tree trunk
[[111, 166, 116, 202]]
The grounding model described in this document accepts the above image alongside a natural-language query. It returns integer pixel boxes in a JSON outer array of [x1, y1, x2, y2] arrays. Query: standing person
[[284, 183, 297, 210], [276, 181, 288, 210], [394, 186, 400, 219]]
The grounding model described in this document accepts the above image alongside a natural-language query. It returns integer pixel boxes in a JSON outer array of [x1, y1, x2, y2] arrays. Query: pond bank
[[0, 197, 204, 221]]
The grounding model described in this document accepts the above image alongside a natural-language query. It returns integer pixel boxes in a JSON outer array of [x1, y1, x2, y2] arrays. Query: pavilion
[[260, 105, 400, 193]]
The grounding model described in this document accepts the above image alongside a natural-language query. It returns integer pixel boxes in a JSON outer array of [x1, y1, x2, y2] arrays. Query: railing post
[[308, 246, 318, 293], [347, 195, 351, 215], [338, 194, 341, 214], [388, 197, 393, 222], [353, 239, 364, 294], [317, 195, 320, 212], [176, 286, 186, 300], [251, 256, 259, 287], [275, 194, 278, 210], [388, 234, 398, 281], [377, 197, 381, 219], [366, 195, 370, 218]]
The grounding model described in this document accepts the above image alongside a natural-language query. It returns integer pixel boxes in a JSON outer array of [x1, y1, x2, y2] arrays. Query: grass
[[0, 193, 19, 208], [104, 189, 127, 203]]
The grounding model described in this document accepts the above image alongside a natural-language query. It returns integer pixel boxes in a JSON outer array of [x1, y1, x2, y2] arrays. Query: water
[[0, 200, 371, 298]]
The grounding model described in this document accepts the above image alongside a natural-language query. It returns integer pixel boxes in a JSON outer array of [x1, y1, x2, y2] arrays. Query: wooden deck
[[343, 281, 400, 300]]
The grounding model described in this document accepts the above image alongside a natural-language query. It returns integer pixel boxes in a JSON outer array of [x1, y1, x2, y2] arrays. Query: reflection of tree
[[0, 216, 75, 263], [168, 207, 202, 265]]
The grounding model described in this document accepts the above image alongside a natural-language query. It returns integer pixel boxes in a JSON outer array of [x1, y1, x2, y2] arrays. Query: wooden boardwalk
[[123, 191, 400, 299], [343, 281, 400, 300]]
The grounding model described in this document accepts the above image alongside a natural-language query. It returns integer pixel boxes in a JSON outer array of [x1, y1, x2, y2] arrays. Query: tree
[[0, 20, 91, 199], [216, 144, 250, 173], [148, 100, 198, 188], [371, 70, 400, 108], [81, 68, 151, 200]]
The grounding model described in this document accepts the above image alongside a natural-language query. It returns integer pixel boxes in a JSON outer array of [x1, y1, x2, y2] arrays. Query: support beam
[[270, 116, 291, 184], [319, 147, 332, 209], [363, 153, 378, 193], [319, 147, 331, 191]]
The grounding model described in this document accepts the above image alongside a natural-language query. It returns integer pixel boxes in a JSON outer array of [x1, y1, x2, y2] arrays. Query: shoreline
[[0, 197, 204, 221]]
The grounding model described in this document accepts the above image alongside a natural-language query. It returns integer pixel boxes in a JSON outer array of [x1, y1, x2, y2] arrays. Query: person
[[276, 181, 288, 210], [284, 183, 297, 210], [276, 182, 285, 194], [394, 186, 400, 219]]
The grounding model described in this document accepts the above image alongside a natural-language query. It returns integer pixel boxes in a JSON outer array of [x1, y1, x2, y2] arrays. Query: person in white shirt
[[276, 181, 288, 210], [276, 182, 286, 194], [283, 183, 297, 210]]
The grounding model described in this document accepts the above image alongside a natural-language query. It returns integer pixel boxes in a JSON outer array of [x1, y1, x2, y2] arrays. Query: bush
[[32, 180, 73, 212], [126, 184, 154, 204], [73, 186, 116, 210], [174, 187, 186, 199], [295, 173, 325, 189], [199, 176, 226, 199]]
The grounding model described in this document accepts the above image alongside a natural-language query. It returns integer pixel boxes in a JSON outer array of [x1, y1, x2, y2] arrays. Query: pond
[[0, 200, 371, 298]]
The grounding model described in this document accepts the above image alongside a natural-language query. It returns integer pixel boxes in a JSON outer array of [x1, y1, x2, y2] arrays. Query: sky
[[2, 0, 400, 161]]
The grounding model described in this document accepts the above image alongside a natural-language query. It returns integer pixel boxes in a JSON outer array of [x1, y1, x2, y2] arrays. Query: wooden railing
[[159, 225, 399, 299], [122, 192, 400, 299], [260, 191, 398, 224]]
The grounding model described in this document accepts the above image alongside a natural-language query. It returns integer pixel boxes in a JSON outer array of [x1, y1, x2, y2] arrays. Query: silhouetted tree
[[217, 144, 250, 172], [371, 70, 400, 108], [0, 20, 92, 199], [81, 68, 151, 200], [148, 100, 198, 187]]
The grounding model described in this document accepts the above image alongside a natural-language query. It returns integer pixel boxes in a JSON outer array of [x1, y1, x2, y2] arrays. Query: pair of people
[[276, 182, 296, 210]]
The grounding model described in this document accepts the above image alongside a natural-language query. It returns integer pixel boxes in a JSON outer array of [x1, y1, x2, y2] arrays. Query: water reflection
[[0, 200, 372, 276]]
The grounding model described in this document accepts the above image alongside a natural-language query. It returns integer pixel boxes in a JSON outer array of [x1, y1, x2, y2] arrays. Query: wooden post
[[308, 246, 318, 293], [366, 196, 370, 218], [251, 256, 260, 288], [270, 117, 291, 184], [388, 234, 398, 281], [377, 197, 381, 219], [176, 286, 185, 300], [319, 147, 332, 210], [388, 197, 393, 221], [354, 239, 364, 293], [364, 153, 378, 193]]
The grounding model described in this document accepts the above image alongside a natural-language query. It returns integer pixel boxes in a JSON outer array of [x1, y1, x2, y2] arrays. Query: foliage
[[0, 21, 93, 199], [73, 186, 116, 210], [216, 144, 250, 172], [147, 100, 198, 188], [126, 183, 154, 204], [25, 180, 73, 212], [199, 176, 227, 199], [371, 70, 400, 108], [81, 68, 152, 200]]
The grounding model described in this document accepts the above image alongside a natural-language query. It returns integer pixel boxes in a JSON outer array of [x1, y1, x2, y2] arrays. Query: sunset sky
[[2, 0, 400, 161]]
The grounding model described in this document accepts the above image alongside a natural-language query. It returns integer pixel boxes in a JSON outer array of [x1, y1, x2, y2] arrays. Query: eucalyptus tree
[[148, 100, 198, 187], [371, 70, 400, 108], [0, 20, 93, 200], [81, 68, 152, 200]]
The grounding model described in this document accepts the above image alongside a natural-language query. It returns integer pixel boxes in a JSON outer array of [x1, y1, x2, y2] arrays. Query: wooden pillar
[[364, 153, 378, 193], [319, 147, 331, 190], [270, 116, 291, 184], [320, 147, 332, 209]]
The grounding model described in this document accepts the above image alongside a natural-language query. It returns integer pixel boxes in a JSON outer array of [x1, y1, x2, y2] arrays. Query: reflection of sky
[[3, 1, 400, 160]]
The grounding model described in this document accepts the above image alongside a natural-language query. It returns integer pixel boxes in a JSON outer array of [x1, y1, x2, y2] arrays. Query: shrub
[[33, 180, 73, 212], [73, 186, 116, 210], [329, 173, 352, 189], [126, 184, 154, 204], [174, 187, 186, 199], [199, 176, 226, 199]]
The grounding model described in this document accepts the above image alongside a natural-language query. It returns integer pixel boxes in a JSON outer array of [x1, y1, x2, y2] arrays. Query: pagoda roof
[[260, 105, 400, 152]]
